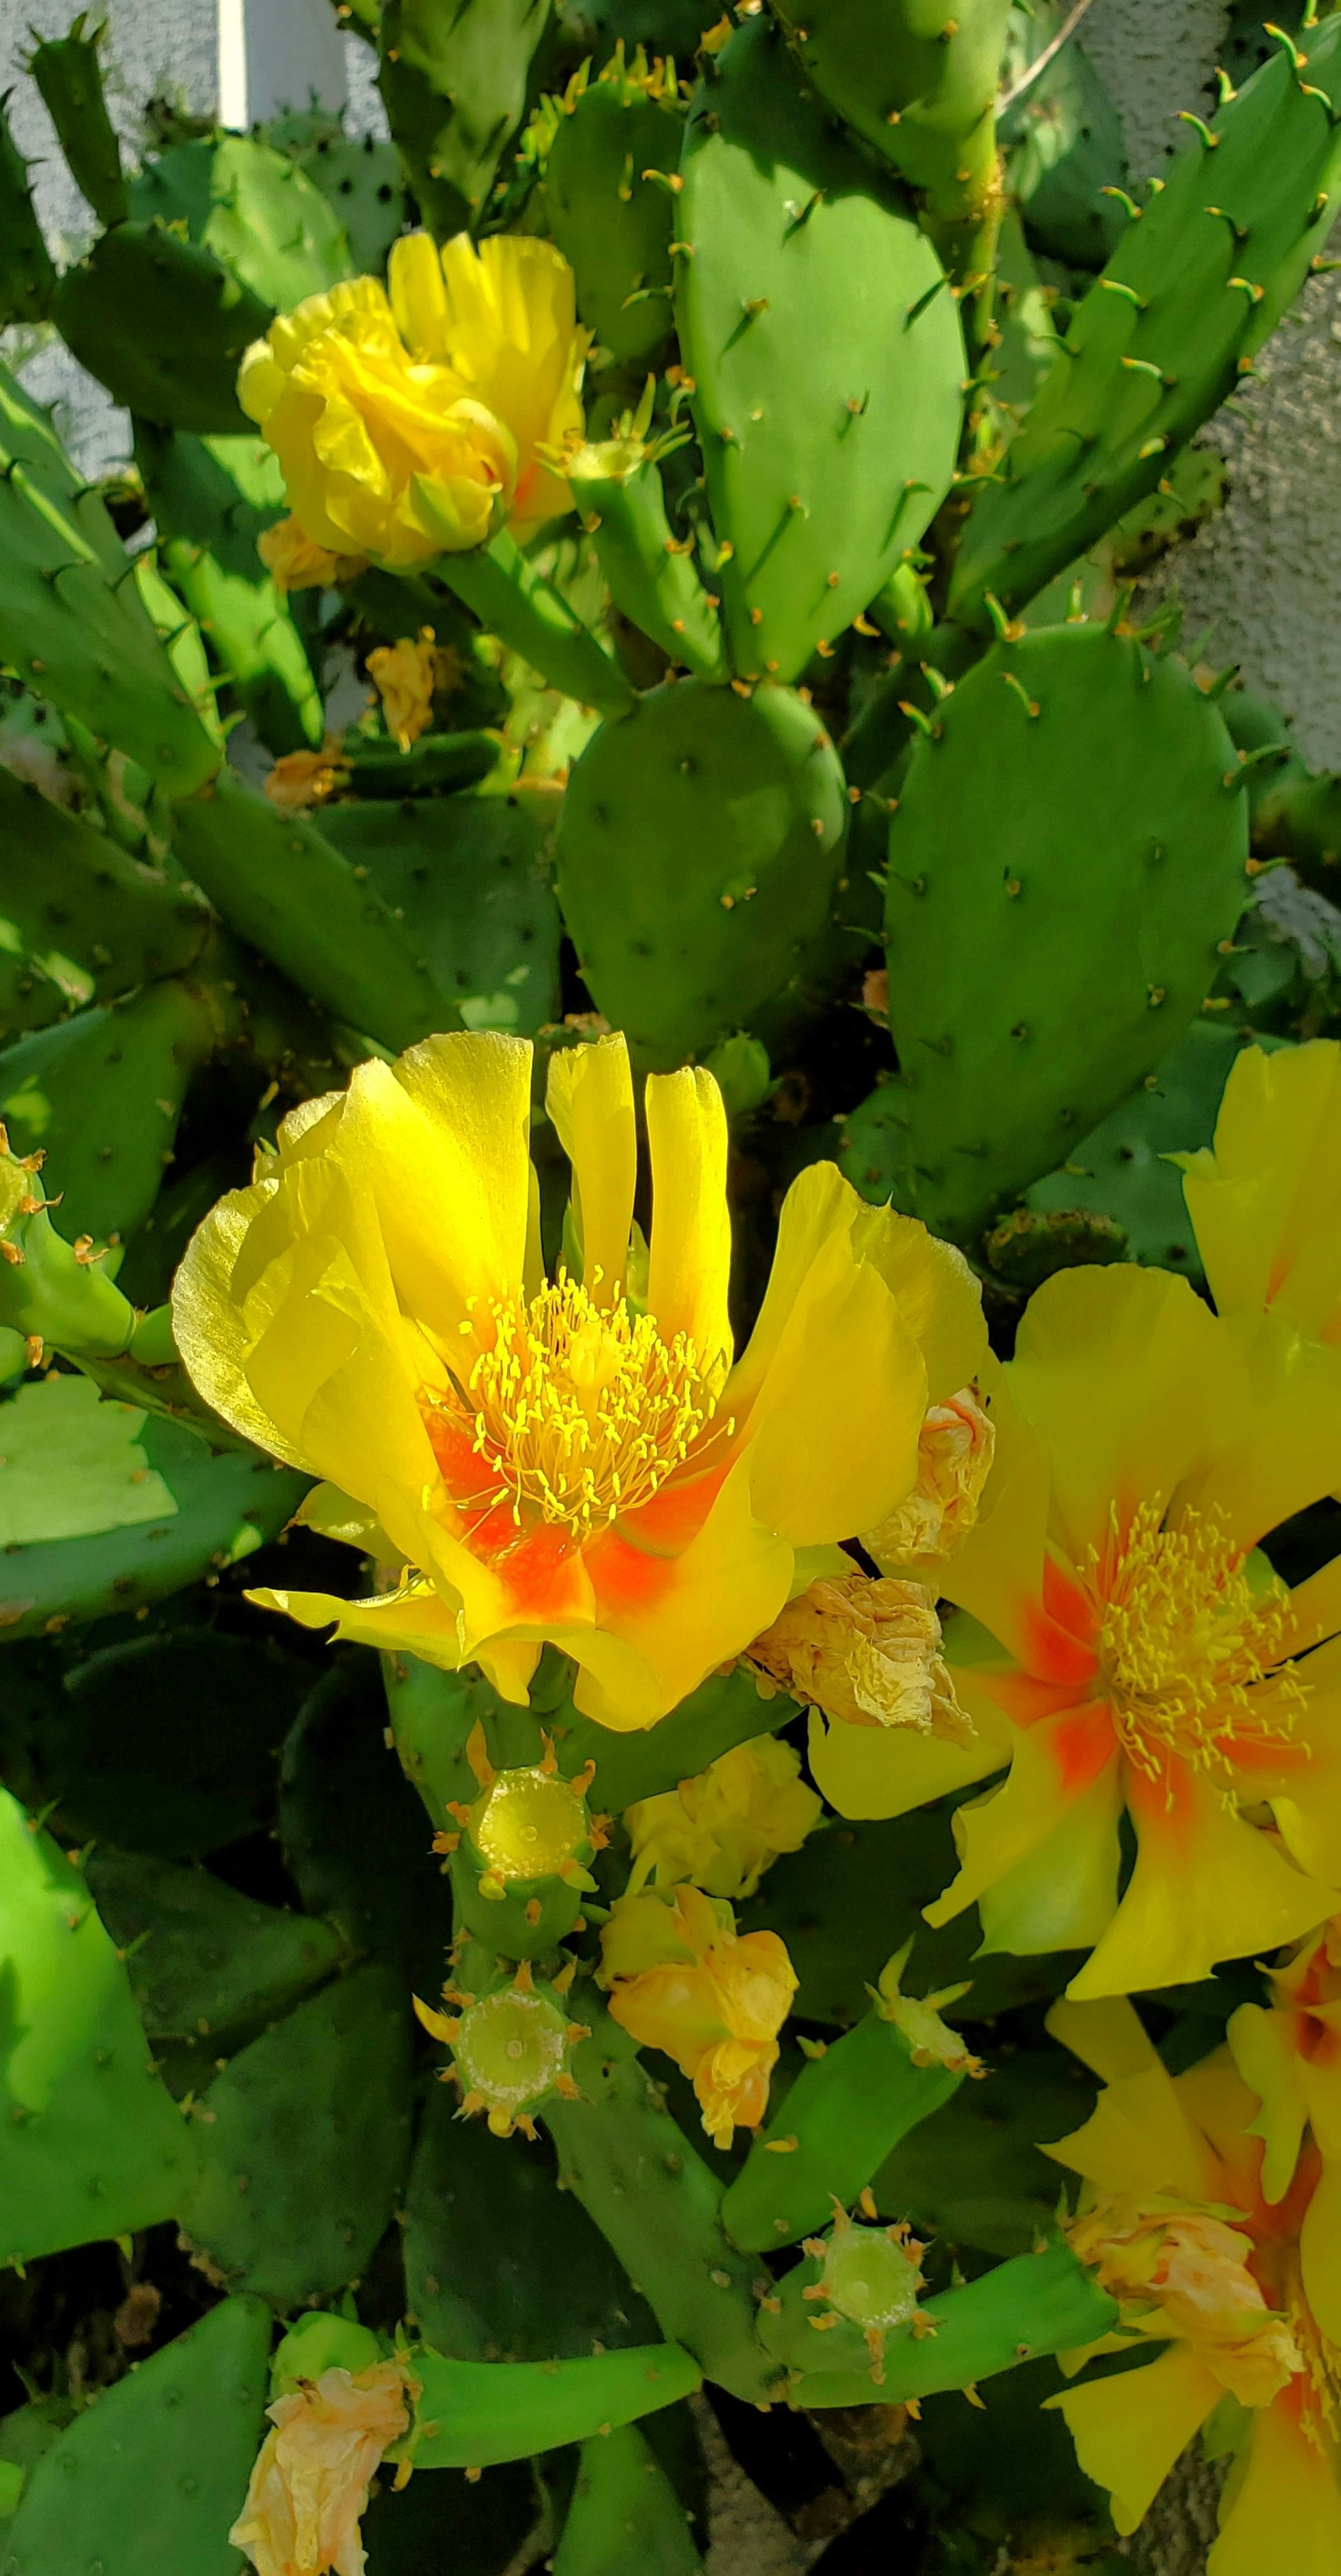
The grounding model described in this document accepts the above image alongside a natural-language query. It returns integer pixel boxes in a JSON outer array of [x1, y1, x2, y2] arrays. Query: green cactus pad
[[0, 101, 54, 328], [290, 128, 407, 275], [0, 766, 211, 1039], [0, 1420, 307, 1641], [1024, 1021, 1245, 1282], [0, 978, 217, 1245], [999, 5, 1128, 273], [280, 1658, 454, 1989], [567, 446, 726, 680], [0, 1787, 195, 2264], [408, 2342, 701, 2469], [760, 2238, 1115, 2406], [49, 1629, 310, 1858], [86, 1848, 342, 2048], [0, 363, 220, 800], [555, 2423, 703, 2576], [951, 16, 1341, 627], [544, 2006, 775, 2402], [2, 2293, 272, 2576], [405, 2083, 660, 2360], [27, 15, 127, 228], [881, 624, 1248, 1240], [545, 65, 683, 364], [556, 677, 848, 1065], [127, 131, 351, 312], [318, 792, 562, 1039], [177, 1963, 415, 2305], [983, 1205, 1130, 1292], [676, 17, 964, 684], [53, 224, 272, 437], [378, 0, 551, 237]]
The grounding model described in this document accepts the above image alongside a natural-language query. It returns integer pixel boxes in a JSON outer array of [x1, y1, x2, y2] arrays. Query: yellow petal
[[1067, 1762, 1340, 2001], [339, 1035, 533, 1339], [172, 1176, 306, 1462], [645, 1063, 732, 1370], [924, 1701, 1116, 1934], [932, 1370, 1055, 1666], [387, 227, 449, 358], [727, 1162, 855, 1424], [1047, 1995, 1165, 2088], [807, 1703, 1006, 1818], [975, 1748, 1124, 1956], [247, 1578, 465, 1663], [1300, 2155, 1341, 2346], [1043, 2023, 1219, 2202], [1188, 1310, 1341, 1555], [545, 1034, 637, 1309], [1226, 2000, 1311, 2205], [1047, 2344, 1220, 2535], [1209, 2394, 1341, 2576], [580, 1443, 793, 1730], [849, 1199, 987, 1401], [1181, 1038, 1341, 1339], [295, 1482, 394, 1553]]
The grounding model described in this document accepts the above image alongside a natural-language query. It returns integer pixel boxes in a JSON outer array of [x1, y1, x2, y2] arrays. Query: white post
[[217, 0, 349, 129]]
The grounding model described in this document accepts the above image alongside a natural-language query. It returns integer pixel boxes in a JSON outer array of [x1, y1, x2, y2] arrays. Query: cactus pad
[[378, 0, 551, 237], [0, 765, 211, 1039], [556, 677, 847, 1065], [126, 131, 351, 312], [53, 224, 272, 437], [1024, 1020, 1244, 1281], [545, 55, 684, 364]]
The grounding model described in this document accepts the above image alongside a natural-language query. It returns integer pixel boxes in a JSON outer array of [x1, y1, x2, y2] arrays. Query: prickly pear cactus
[[0, 9, 1338, 2575]]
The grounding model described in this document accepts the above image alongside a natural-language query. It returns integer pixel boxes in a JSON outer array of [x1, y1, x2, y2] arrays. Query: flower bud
[[624, 1733, 820, 1900], [599, 1884, 796, 2148]]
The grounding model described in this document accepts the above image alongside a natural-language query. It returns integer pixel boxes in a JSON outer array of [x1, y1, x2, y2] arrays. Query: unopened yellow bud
[[599, 1884, 796, 2148], [863, 1385, 994, 1571], [624, 1733, 820, 1900], [746, 1573, 973, 1742], [257, 513, 368, 594]]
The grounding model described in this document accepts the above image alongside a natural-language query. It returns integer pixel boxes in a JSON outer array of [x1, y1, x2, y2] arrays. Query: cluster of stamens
[[1092, 1500, 1308, 1788], [429, 1273, 730, 1533]]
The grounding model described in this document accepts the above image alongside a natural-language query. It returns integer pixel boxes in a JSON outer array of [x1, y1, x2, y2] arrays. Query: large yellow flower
[[1044, 1998, 1341, 2574], [811, 1261, 1341, 1996], [171, 1029, 982, 1731], [239, 237, 586, 570], [1177, 1039, 1341, 1343]]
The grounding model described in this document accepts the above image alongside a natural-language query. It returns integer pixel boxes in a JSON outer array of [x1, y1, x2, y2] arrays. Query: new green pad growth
[[881, 623, 1248, 1241], [677, 16, 965, 683], [557, 677, 847, 1066], [378, 0, 552, 238], [545, 50, 685, 365]]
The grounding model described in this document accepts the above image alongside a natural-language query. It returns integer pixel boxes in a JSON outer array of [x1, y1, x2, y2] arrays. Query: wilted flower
[[263, 740, 349, 814], [229, 2359, 414, 2576], [624, 1732, 821, 1899], [863, 1384, 995, 1571], [599, 1881, 797, 2146], [746, 1572, 972, 1741]]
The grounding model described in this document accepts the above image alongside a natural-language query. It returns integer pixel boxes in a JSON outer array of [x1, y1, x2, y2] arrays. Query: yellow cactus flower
[[365, 630, 445, 751], [1228, 1914, 1341, 2237], [599, 1881, 797, 2146], [387, 232, 587, 543], [171, 1030, 983, 1731], [230, 2359, 414, 2576], [1044, 1997, 1341, 2571], [863, 1383, 995, 1571], [257, 514, 368, 594], [745, 1570, 973, 1742], [263, 739, 349, 814], [809, 1262, 1341, 1998], [239, 276, 520, 570], [1176, 1039, 1341, 1342], [624, 1732, 821, 1899]]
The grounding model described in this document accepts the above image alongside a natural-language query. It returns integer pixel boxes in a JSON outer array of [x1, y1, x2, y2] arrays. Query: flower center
[[1093, 1501, 1306, 1782], [430, 1276, 728, 1533]]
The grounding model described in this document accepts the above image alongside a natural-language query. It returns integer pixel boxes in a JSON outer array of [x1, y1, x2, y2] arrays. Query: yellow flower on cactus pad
[[1045, 1996, 1341, 2572], [230, 2357, 414, 2576], [811, 1262, 1341, 1998], [1175, 1039, 1341, 1342], [171, 1030, 983, 1730], [388, 232, 588, 543], [624, 1732, 821, 1899], [599, 1881, 797, 2146]]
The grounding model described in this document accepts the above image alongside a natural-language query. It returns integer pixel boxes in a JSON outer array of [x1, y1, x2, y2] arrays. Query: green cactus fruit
[[759, 2236, 1115, 2407], [765, 0, 1011, 290], [177, 1962, 415, 2305], [0, 1404, 307, 1639], [171, 770, 453, 1054], [0, 977, 217, 1247], [566, 426, 726, 679], [555, 2423, 703, 2576], [950, 16, 1341, 629], [880, 623, 1248, 1241], [0, 765, 211, 1038], [52, 222, 271, 436], [433, 530, 636, 723], [1024, 1021, 1245, 1283], [701, 1031, 771, 1119], [543, 2003, 775, 2402], [86, 1848, 342, 2050], [290, 127, 407, 276], [378, 0, 552, 237], [676, 17, 965, 685], [545, 50, 684, 364], [419, 1954, 590, 2139], [26, 13, 127, 228], [556, 676, 847, 1067], [126, 131, 351, 311], [0, 1785, 195, 2263], [0, 361, 219, 799], [318, 791, 562, 1038], [983, 1205, 1130, 1291], [444, 1742, 602, 1958], [0, 99, 55, 326], [721, 1952, 975, 2253], [408, 2342, 702, 2469], [3, 2293, 272, 2576], [405, 2082, 661, 2360], [999, 2, 1129, 272]]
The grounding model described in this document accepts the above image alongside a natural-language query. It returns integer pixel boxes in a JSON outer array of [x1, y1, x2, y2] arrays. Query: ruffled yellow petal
[[247, 1577, 465, 1661], [1209, 2394, 1341, 2576], [385, 1031, 534, 1316], [389, 231, 586, 540], [1047, 2343, 1221, 2536], [579, 1443, 792, 1730], [545, 1034, 637, 1309], [931, 1373, 1058, 1669], [849, 1201, 987, 1402], [1180, 1038, 1341, 1340], [172, 1174, 306, 1464], [645, 1064, 732, 1370]]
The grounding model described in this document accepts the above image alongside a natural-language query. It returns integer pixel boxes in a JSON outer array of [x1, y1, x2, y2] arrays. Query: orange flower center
[[425, 1275, 729, 1534], [1092, 1501, 1306, 1784]]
